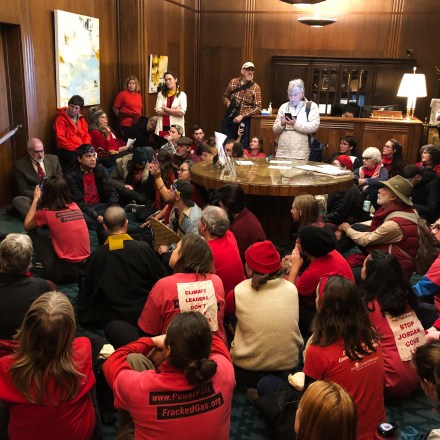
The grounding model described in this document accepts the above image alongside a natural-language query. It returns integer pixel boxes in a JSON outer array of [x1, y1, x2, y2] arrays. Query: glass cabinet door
[[340, 68, 368, 107], [311, 67, 338, 114]]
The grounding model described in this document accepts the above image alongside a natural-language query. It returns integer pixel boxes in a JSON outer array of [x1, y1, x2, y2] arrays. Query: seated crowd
[[3, 86, 440, 440]]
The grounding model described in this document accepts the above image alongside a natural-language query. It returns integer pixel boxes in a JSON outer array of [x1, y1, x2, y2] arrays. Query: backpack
[[305, 101, 326, 162], [384, 210, 437, 275]]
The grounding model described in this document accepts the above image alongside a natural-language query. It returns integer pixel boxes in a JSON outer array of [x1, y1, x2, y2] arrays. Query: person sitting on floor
[[77, 206, 164, 329], [11, 138, 62, 219], [354, 146, 389, 211], [105, 234, 227, 348], [302, 275, 385, 440], [412, 217, 440, 320], [243, 137, 266, 158], [110, 147, 155, 209], [287, 225, 354, 338], [88, 106, 129, 168], [226, 240, 303, 388], [24, 176, 90, 284], [295, 381, 357, 440], [402, 164, 440, 224], [417, 144, 440, 177], [216, 183, 266, 265], [412, 342, 440, 439], [327, 136, 362, 170], [0, 291, 97, 440], [382, 138, 405, 178], [198, 206, 245, 295], [360, 250, 424, 398], [172, 136, 202, 167], [338, 175, 420, 279], [0, 233, 53, 340], [103, 312, 235, 440], [125, 116, 163, 150], [324, 155, 367, 228], [65, 144, 119, 229], [197, 141, 217, 161], [53, 94, 91, 171]]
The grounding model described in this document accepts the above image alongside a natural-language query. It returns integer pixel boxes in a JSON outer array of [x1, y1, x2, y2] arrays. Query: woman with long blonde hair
[[0, 291, 96, 439], [295, 380, 357, 440]]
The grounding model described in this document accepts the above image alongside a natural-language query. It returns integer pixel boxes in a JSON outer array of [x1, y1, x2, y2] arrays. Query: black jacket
[[324, 184, 368, 225], [65, 163, 119, 220], [411, 170, 440, 224]]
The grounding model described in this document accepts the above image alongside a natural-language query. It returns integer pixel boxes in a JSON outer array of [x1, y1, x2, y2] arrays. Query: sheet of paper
[[215, 131, 227, 166], [235, 160, 253, 166], [127, 138, 136, 148], [269, 160, 292, 164], [268, 165, 292, 170]]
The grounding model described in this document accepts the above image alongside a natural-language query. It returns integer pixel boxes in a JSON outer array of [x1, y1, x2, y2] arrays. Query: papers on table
[[293, 164, 352, 175], [269, 160, 293, 164], [235, 160, 254, 166], [268, 165, 292, 170]]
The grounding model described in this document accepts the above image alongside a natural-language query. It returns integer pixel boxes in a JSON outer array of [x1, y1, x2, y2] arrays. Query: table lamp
[[397, 67, 427, 119]]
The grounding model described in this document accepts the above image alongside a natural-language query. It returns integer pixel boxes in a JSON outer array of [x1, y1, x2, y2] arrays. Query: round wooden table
[[191, 158, 354, 240]]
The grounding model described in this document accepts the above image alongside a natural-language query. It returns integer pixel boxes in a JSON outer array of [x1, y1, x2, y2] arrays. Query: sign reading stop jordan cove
[[177, 280, 218, 331], [386, 310, 425, 361]]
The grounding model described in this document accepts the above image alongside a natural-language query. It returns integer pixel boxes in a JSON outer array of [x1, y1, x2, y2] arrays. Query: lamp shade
[[397, 73, 427, 98], [281, 0, 325, 3], [297, 17, 337, 26]]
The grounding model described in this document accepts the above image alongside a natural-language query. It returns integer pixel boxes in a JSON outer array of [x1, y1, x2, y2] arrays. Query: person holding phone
[[273, 79, 320, 160]]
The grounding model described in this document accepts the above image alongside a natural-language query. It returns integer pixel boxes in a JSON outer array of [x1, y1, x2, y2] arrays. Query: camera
[[228, 98, 240, 118]]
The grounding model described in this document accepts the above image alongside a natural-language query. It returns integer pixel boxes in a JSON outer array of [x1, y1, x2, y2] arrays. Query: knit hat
[[173, 179, 194, 207], [176, 137, 193, 146], [245, 240, 282, 274], [336, 155, 353, 171], [76, 144, 96, 156], [132, 147, 153, 164], [380, 175, 413, 206], [297, 226, 337, 258]]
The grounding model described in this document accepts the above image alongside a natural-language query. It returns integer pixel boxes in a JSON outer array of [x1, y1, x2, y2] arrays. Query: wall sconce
[[297, 17, 337, 27], [397, 67, 427, 119]]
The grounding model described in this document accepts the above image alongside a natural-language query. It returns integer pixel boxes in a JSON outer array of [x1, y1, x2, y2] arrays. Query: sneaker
[[125, 203, 145, 213]]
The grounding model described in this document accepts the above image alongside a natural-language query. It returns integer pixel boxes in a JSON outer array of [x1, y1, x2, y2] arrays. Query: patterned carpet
[[1, 207, 437, 439]]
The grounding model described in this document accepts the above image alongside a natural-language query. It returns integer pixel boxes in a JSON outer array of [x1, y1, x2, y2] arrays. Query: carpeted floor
[[1, 207, 440, 438]]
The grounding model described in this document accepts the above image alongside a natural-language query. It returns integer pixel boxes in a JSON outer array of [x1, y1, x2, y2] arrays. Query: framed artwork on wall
[[149, 54, 168, 94], [54, 10, 100, 108]]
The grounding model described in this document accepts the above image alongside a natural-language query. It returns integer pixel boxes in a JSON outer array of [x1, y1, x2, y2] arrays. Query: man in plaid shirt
[[221, 62, 262, 149]]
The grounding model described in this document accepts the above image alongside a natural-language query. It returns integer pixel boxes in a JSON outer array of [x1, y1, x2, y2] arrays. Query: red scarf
[[359, 162, 382, 179]]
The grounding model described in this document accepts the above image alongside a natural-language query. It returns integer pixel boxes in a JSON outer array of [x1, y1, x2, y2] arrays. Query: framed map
[[54, 10, 100, 108], [149, 54, 168, 94]]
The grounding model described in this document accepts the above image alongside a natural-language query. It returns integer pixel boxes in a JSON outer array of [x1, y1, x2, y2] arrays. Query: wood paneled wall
[[116, 0, 199, 133], [199, 0, 440, 140], [0, 0, 119, 157]]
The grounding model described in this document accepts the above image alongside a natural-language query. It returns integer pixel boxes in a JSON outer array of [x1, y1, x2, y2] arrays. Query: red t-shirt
[[208, 231, 246, 295], [33, 203, 90, 262], [83, 172, 100, 205], [304, 339, 386, 440], [296, 250, 354, 305], [243, 150, 266, 158], [367, 299, 423, 397], [0, 337, 95, 440], [138, 272, 227, 345], [113, 90, 143, 127], [104, 336, 235, 440]]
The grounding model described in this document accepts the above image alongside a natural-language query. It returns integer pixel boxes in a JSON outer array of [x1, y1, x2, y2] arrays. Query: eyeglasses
[[430, 224, 440, 232], [383, 145, 392, 148], [178, 168, 189, 173]]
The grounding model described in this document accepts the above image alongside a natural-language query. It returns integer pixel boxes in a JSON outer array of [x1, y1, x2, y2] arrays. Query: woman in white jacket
[[155, 71, 187, 136], [273, 79, 320, 160]]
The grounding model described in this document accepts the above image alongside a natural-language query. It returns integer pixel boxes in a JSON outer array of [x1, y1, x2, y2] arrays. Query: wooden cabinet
[[272, 56, 415, 116], [250, 115, 424, 165]]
